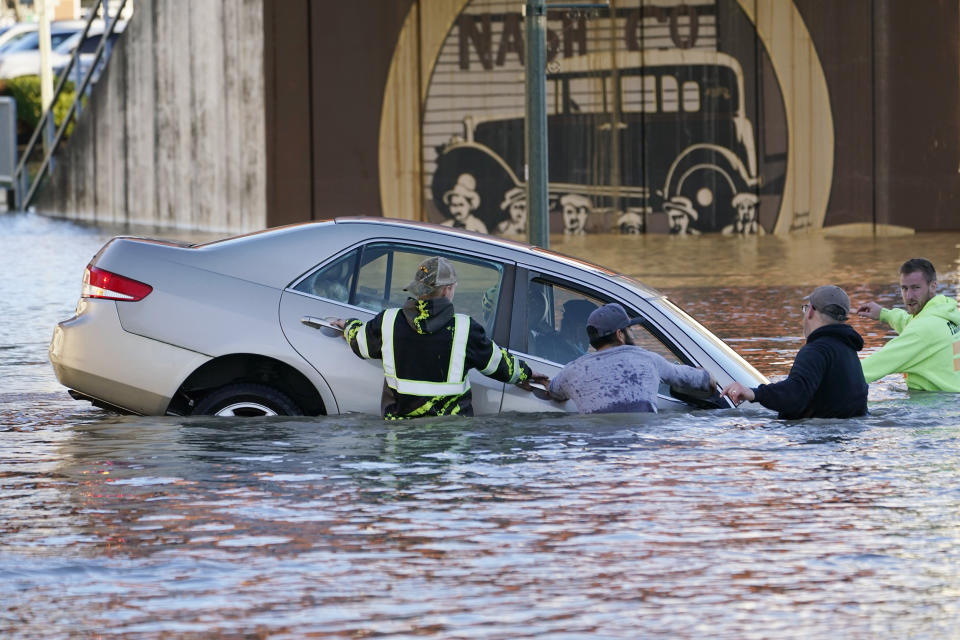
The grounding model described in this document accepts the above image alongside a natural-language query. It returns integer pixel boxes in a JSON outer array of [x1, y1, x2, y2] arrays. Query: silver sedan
[[49, 218, 767, 416]]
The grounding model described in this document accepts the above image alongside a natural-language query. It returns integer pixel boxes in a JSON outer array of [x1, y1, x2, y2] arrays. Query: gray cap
[[807, 285, 850, 321], [404, 256, 458, 296], [586, 303, 643, 337]]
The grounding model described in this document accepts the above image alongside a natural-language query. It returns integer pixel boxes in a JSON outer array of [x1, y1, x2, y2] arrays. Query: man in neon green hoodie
[[856, 258, 960, 391]]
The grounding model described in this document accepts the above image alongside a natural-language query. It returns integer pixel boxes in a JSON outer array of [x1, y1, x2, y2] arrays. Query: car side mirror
[[669, 386, 727, 409]]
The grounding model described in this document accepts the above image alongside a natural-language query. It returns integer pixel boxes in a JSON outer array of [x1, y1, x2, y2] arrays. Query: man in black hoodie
[[722, 285, 868, 419], [335, 256, 548, 419]]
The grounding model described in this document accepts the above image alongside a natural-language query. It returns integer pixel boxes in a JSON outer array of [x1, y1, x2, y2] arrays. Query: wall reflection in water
[[3, 215, 960, 637], [5, 403, 949, 637], [552, 232, 960, 376]]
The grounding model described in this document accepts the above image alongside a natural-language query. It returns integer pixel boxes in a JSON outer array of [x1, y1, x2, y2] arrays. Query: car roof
[[0, 22, 82, 53], [332, 216, 661, 298], [55, 21, 125, 53], [334, 215, 608, 269], [186, 217, 660, 299]]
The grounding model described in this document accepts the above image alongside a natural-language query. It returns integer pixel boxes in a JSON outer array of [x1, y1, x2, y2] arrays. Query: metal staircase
[[12, 0, 128, 210]]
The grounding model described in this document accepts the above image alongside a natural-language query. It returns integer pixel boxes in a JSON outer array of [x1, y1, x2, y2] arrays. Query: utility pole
[[37, 0, 54, 157], [524, 2, 608, 249], [524, 0, 549, 249]]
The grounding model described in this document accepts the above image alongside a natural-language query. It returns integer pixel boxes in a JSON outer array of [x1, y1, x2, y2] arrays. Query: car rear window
[[293, 242, 505, 333]]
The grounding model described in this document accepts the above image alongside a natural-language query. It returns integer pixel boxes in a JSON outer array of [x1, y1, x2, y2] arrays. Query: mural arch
[[379, 0, 833, 236]]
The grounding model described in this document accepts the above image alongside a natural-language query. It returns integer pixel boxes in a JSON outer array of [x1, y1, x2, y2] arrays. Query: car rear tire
[[193, 383, 303, 417]]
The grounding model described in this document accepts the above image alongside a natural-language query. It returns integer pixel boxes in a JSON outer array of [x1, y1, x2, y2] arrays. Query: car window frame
[[285, 239, 516, 346], [516, 274, 607, 365], [510, 267, 693, 367], [511, 266, 724, 408]]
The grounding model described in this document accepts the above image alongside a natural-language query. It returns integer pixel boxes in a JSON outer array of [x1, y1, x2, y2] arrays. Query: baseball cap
[[586, 303, 643, 338], [404, 256, 458, 296], [806, 285, 850, 321]]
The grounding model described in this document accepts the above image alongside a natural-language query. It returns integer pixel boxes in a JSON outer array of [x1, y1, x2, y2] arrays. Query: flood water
[[3, 211, 960, 638]]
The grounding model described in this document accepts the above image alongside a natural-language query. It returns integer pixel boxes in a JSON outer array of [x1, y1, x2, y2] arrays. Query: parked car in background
[[0, 20, 85, 79], [52, 20, 126, 84], [50, 218, 767, 417], [0, 22, 43, 54]]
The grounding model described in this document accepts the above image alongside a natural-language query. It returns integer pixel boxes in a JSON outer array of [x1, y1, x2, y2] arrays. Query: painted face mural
[[397, 0, 832, 236], [617, 210, 646, 234], [560, 193, 591, 235], [723, 192, 761, 235], [496, 186, 527, 235], [441, 173, 488, 234], [664, 196, 700, 235]]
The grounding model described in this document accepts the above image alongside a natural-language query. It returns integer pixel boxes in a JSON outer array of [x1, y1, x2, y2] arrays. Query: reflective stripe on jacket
[[381, 308, 471, 396], [344, 296, 532, 418], [861, 294, 960, 391]]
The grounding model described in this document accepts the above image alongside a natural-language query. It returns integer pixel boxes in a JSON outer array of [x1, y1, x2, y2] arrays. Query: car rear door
[[279, 241, 514, 415]]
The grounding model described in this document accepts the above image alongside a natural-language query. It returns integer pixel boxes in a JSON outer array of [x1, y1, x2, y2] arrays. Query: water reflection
[[552, 231, 960, 288], [0, 407, 947, 636], [552, 231, 960, 377], [3, 213, 960, 637]]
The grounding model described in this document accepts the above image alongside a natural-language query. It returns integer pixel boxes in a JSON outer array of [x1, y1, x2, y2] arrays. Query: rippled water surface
[[3, 212, 960, 638]]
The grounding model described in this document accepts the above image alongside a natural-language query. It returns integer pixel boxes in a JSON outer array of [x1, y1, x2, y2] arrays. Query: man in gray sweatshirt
[[547, 303, 716, 413]]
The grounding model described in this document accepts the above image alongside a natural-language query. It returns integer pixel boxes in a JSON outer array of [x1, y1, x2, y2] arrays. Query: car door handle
[[301, 316, 343, 333], [597, 122, 627, 131], [527, 381, 555, 401]]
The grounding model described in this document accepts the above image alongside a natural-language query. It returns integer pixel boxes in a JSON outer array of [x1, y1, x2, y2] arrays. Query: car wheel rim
[[214, 402, 278, 417]]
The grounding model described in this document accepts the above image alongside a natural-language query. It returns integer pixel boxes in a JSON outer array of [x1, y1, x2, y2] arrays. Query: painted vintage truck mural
[[431, 49, 763, 235]]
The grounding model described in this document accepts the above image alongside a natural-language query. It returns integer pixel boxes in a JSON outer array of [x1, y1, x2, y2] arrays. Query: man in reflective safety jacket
[[334, 257, 549, 419]]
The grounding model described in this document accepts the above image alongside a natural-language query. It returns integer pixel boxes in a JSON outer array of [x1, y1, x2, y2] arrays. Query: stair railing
[[12, 0, 129, 210]]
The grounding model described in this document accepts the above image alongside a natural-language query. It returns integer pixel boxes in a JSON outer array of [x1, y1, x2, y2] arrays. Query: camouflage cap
[[404, 256, 458, 296]]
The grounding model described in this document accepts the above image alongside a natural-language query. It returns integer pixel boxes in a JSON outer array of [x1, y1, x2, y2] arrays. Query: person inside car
[[557, 298, 598, 362], [334, 257, 548, 419]]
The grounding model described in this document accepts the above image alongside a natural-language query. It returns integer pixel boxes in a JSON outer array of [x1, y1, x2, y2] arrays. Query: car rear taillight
[[82, 265, 153, 301]]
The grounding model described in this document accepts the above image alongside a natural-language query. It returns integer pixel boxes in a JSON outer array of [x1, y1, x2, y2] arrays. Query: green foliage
[[0, 75, 78, 139]]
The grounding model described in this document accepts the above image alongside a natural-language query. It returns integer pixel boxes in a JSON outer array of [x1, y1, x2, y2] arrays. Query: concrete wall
[[37, 0, 267, 232], [36, 1, 960, 234], [265, 0, 960, 235]]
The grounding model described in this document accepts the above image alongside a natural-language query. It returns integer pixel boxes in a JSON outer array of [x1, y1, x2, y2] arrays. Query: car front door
[[500, 270, 695, 413], [279, 241, 512, 415]]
